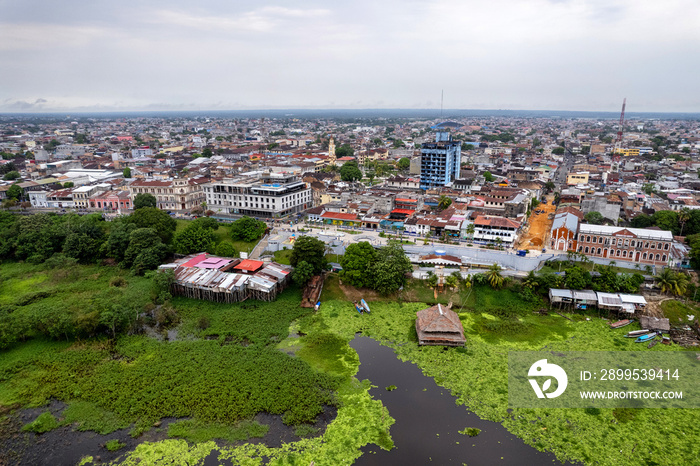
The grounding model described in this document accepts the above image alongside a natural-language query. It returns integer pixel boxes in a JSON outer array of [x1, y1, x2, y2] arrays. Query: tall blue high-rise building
[[420, 131, 461, 190]]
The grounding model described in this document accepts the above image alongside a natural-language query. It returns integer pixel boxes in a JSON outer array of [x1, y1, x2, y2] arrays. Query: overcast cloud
[[1, 0, 698, 112]]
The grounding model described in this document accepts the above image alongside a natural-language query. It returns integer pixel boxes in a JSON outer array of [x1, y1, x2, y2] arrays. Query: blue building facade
[[419, 131, 461, 190]]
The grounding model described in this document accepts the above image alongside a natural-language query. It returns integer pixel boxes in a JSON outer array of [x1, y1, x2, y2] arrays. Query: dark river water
[[350, 336, 565, 466]]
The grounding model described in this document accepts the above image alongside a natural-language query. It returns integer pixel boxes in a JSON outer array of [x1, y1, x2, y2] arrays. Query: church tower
[[328, 137, 336, 165]]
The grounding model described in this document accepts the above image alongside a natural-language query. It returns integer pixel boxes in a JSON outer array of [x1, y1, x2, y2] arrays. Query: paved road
[[268, 225, 569, 272]]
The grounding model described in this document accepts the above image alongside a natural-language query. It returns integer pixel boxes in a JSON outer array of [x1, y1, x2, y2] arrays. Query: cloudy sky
[[1, 0, 699, 112]]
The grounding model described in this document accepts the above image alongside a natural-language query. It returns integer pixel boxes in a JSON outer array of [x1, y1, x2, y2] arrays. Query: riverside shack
[[415, 303, 466, 347]]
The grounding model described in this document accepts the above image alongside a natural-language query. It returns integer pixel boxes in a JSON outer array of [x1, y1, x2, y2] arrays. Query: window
[[630, 240, 635, 247], [662, 255, 667, 261], [585, 247, 589, 253], [624, 239, 629, 246], [586, 236, 591, 242], [597, 248, 602, 255], [655, 254, 660, 261], [622, 251, 627, 257], [643, 253, 647, 260], [645, 242, 649, 248], [664, 243, 669, 250], [611, 238, 617, 246], [616, 250, 621, 256], [657, 243, 662, 249]]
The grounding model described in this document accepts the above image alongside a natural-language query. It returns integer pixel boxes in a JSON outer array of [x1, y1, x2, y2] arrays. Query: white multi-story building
[[204, 172, 312, 218], [472, 215, 520, 245]]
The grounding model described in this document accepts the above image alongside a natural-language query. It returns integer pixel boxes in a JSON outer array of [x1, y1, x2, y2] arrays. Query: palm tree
[[465, 223, 475, 242], [438, 195, 452, 211], [655, 268, 677, 294], [678, 208, 691, 236], [487, 263, 505, 289], [495, 237, 503, 250], [672, 272, 689, 296], [522, 270, 539, 290]]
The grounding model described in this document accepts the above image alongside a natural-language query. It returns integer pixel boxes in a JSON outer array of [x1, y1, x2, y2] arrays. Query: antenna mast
[[615, 98, 626, 155], [440, 90, 444, 118]]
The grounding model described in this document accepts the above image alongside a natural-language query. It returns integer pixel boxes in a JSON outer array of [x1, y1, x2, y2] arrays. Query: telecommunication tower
[[614, 98, 626, 159]]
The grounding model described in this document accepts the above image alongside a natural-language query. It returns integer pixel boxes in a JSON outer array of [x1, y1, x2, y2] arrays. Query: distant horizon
[[2, 108, 700, 120]]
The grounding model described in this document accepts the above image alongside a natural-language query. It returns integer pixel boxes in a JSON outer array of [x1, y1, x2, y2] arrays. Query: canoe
[[647, 338, 659, 349], [635, 332, 657, 343], [624, 329, 651, 338], [354, 303, 364, 314], [610, 319, 632, 329], [360, 298, 371, 313]]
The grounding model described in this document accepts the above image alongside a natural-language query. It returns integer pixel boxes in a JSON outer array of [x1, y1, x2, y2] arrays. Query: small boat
[[662, 336, 672, 345], [624, 329, 651, 338], [360, 298, 371, 314], [635, 332, 657, 343], [314, 301, 321, 311], [647, 338, 659, 349], [354, 302, 364, 314], [610, 319, 633, 329]]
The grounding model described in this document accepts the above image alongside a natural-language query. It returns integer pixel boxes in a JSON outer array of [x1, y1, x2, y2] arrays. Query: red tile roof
[[320, 212, 359, 221]]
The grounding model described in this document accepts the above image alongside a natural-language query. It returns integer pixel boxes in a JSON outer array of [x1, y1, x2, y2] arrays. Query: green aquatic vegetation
[[118, 439, 218, 466], [296, 331, 359, 378], [168, 418, 269, 443], [61, 401, 131, 435], [458, 427, 481, 437], [311, 299, 699, 466], [294, 424, 319, 438], [118, 378, 395, 466], [21, 411, 58, 434], [105, 439, 126, 451], [385, 385, 397, 391]]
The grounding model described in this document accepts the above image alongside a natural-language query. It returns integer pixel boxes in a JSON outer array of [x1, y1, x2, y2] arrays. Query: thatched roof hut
[[640, 316, 671, 332], [415, 303, 466, 347]]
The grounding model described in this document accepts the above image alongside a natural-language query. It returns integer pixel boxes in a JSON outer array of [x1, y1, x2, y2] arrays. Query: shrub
[[22, 412, 59, 434], [109, 276, 127, 287], [197, 316, 211, 330], [105, 439, 126, 451]]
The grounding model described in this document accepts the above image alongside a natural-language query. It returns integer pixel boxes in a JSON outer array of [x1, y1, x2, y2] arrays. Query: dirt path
[[516, 194, 556, 249]]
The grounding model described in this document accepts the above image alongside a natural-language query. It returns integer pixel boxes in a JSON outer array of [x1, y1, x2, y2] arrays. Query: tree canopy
[[230, 216, 266, 242], [6, 184, 22, 200], [335, 144, 354, 158], [290, 236, 327, 275], [583, 211, 604, 225], [123, 167, 131, 178], [340, 242, 377, 288], [125, 207, 177, 244], [483, 171, 494, 182], [397, 157, 410, 171], [173, 223, 215, 255], [134, 193, 157, 209], [340, 161, 362, 182], [371, 242, 412, 295]]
